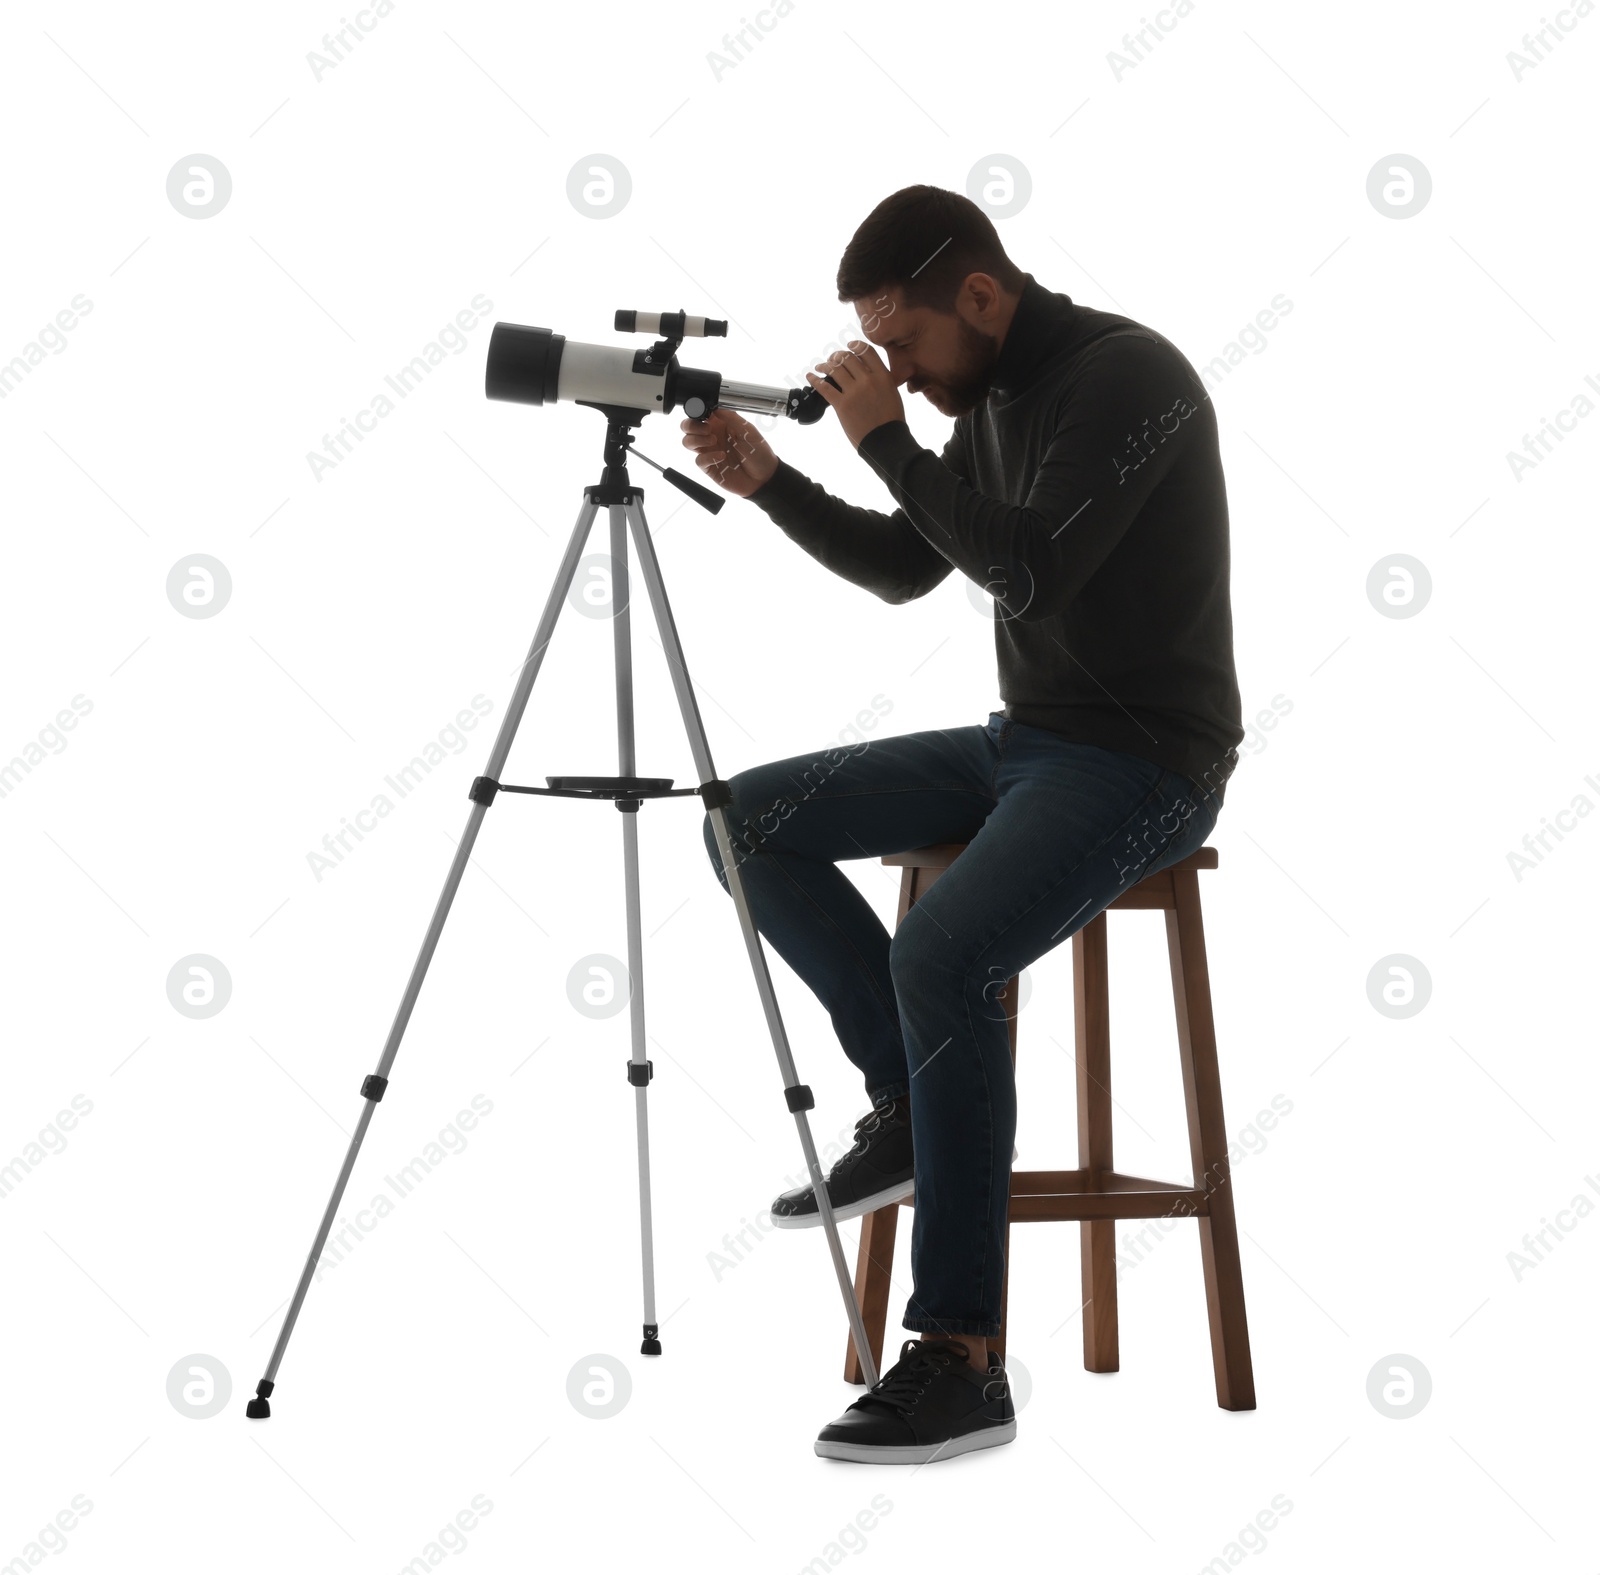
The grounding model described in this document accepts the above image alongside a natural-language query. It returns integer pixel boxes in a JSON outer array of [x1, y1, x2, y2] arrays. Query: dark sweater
[[748, 272, 1244, 804]]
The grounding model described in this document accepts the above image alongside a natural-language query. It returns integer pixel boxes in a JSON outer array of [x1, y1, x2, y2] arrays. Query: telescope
[[243, 297, 889, 1426], [484, 307, 837, 425]]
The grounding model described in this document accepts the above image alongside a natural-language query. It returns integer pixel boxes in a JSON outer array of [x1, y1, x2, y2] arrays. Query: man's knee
[[888, 913, 962, 1001], [704, 769, 768, 887], [702, 810, 728, 888]]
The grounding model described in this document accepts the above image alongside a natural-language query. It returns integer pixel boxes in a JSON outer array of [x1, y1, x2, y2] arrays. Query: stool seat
[[880, 844, 1219, 873], [843, 841, 1256, 1411]]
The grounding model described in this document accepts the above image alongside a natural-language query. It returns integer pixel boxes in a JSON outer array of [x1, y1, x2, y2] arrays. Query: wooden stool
[[843, 844, 1256, 1411]]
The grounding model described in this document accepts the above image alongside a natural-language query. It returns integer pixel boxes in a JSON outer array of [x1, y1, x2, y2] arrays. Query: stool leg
[[843, 859, 919, 1385], [994, 971, 1021, 1368], [995, 1219, 1011, 1367], [1074, 916, 1120, 1373], [843, 1204, 897, 1384], [1167, 868, 1256, 1410]]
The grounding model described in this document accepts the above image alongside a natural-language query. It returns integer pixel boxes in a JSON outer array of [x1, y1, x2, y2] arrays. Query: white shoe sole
[[770, 1145, 1018, 1230], [770, 1176, 915, 1229], [815, 1418, 1017, 1464]]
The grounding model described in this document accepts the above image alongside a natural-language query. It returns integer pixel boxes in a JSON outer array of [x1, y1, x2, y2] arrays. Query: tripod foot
[[245, 1379, 274, 1419], [641, 1324, 662, 1356]]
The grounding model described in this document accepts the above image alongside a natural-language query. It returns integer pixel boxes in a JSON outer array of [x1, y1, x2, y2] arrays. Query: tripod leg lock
[[784, 1084, 815, 1113], [468, 775, 500, 806], [626, 1059, 654, 1087], [697, 778, 733, 811], [361, 1074, 389, 1102]]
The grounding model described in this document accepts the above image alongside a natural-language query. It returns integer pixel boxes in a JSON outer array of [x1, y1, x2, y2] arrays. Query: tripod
[[246, 408, 880, 1418]]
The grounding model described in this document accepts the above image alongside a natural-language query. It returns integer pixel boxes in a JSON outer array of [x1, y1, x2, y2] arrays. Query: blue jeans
[[701, 712, 1222, 1338]]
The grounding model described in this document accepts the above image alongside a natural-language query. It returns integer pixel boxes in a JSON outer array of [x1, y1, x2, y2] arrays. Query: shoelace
[[863, 1343, 959, 1415], [829, 1101, 903, 1177]]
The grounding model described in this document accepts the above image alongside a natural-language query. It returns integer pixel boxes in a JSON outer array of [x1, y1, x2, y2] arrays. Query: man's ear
[[956, 272, 1006, 325]]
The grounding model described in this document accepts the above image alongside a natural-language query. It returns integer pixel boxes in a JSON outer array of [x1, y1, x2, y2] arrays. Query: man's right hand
[[679, 409, 779, 499]]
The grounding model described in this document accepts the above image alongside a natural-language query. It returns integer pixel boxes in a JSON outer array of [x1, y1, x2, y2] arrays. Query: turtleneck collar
[[988, 272, 1071, 398]]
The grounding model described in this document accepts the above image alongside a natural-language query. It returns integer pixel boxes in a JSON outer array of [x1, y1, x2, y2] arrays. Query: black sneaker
[[770, 1102, 1019, 1229], [814, 1339, 1016, 1463], [770, 1098, 915, 1228]]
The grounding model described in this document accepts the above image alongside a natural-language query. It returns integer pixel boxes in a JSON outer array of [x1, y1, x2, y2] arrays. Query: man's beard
[[921, 317, 1001, 417]]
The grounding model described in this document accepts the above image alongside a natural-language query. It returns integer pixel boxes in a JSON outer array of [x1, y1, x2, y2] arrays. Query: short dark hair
[[836, 185, 1026, 313]]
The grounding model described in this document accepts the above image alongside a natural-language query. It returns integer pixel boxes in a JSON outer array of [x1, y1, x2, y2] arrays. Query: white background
[[2, 0, 1595, 1570]]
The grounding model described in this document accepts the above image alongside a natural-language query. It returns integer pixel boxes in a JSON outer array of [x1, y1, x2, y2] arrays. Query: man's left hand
[[806, 341, 905, 449]]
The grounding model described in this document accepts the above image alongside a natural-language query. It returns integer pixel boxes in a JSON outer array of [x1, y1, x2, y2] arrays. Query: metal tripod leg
[[608, 505, 660, 1356], [245, 495, 604, 1419], [245, 478, 883, 1419], [621, 496, 881, 1388]]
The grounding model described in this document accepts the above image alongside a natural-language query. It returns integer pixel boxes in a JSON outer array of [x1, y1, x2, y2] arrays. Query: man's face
[[852, 282, 1004, 418]]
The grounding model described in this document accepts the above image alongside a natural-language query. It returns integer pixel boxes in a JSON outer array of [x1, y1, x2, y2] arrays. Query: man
[[681, 184, 1243, 1463]]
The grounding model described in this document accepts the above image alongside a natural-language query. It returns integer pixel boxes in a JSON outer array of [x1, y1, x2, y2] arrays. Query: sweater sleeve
[[742, 425, 969, 605], [850, 333, 1202, 623]]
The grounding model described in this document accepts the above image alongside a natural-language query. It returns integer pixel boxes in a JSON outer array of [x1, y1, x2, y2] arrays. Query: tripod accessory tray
[[469, 773, 727, 811], [543, 774, 679, 798]]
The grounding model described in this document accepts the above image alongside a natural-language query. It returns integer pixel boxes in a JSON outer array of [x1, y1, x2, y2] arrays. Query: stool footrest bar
[[1008, 1169, 1209, 1222]]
